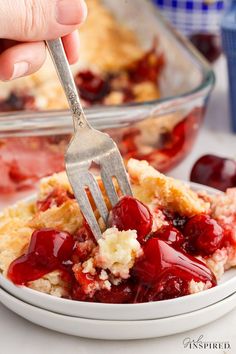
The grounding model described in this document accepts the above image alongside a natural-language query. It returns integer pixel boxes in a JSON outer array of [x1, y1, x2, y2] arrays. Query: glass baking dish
[[0, 0, 215, 207]]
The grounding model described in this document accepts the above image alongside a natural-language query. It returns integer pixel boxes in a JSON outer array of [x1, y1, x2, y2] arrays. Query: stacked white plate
[[0, 183, 235, 339], [0, 270, 235, 340]]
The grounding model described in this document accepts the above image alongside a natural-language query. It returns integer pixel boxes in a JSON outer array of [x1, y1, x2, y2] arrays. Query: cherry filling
[[37, 187, 75, 212], [182, 214, 224, 256], [75, 70, 110, 104], [0, 92, 36, 112], [190, 154, 236, 192], [7, 229, 75, 285], [128, 44, 164, 83], [95, 282, 134, 304], [132, 238, 216, 301], [72, 222, 97, 263], [108, 196, 153, 243], [0, 136, 68, 194], [106, 107, 204, 174]]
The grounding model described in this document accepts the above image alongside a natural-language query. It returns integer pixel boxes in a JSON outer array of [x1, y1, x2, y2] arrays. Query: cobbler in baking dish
[[0, 159, 235, 303]]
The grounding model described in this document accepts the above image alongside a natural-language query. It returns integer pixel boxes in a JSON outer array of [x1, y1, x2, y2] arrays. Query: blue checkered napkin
[[152, 0, 225, 35]]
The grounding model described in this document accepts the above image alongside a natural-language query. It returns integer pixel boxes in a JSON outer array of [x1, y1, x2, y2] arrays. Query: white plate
[[1, 269, 236, 321], [1, 182, 235, 321], [0, 287, 235, 340]]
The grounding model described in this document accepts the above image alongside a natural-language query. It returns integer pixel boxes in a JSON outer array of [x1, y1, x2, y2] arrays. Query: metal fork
[[46, 39, 132, 240]]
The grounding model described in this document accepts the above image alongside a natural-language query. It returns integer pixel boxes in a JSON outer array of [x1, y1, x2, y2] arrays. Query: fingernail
[[11, 61, 29, 80], [56, 0, 86, 25]]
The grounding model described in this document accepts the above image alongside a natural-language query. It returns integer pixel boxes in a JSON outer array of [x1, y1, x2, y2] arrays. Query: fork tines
[[66, 149, 132, 241]]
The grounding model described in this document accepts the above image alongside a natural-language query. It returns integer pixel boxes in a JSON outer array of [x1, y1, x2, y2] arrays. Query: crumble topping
[[204, 248, 228, 280], [29, 200, 84, 235], [78, 227, 142, 282], [189, 280, 212, 294], [211, 188, 236, 233], [95, 227, 143, 279], [28, 271, 69, 298], [38, 172, 73, 200]]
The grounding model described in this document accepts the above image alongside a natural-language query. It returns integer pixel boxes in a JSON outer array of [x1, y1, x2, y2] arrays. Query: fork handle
[[46, 39, 91, 131]]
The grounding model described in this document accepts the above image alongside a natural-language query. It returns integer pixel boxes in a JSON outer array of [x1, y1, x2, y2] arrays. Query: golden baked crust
[[80, 0, 143, 72], [38, 172, 73, 200], [127, 158, 210, 216], [29, 201, 84, 235], [0, 201, 35, 275]]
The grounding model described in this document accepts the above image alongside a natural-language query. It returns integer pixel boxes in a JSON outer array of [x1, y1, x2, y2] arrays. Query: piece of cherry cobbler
[[0, 159, 235, 303]]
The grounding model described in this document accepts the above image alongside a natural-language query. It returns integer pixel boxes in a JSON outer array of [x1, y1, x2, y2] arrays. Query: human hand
[[0, 0, 87, 81]]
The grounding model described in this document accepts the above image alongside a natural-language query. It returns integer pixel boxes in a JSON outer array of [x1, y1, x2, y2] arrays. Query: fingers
[[0, 31, 80, 81], [0, 33, 80, 81], [0, 42, 46, 80], [0, 0, 87, 41], [62, 31, 80, 64], [0, 0, 85, 81]]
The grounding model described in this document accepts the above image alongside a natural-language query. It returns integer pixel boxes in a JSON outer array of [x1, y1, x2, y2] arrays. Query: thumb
[[0, 0, 87, 41]]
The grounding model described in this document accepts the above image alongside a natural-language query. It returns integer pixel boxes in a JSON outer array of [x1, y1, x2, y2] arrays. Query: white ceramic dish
[[1, 182, 235, 321], [0, 287, 235, 340], [1, 269, 236, 321]]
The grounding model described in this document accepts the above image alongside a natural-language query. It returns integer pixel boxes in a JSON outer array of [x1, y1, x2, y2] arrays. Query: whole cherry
[[8, 229, 75, 284], [108, 196, 153, 243], [189, 33, 221, 63], [183, 214, 224, 256], [190, 154, 236, 191]]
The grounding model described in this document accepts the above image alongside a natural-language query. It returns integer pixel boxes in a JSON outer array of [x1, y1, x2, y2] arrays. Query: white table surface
[[0, 57, 235, 354]]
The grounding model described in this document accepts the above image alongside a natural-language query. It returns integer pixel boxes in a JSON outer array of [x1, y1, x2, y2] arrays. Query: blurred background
[[152, 0, 224, 63]]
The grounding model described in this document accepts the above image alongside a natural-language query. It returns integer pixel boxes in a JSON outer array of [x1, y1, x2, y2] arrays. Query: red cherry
[[75, 70, 110, 104], [28, 229, 74, 262], [183, 214, 224, 256], [73, 268, 97, 293], [8, 229, 75, 284], [74, 222, 95, 243], [95, 282, 134, 304], [108, 196, 153, 243], [189, 33, 221, 63], [190, 154, 236, 192], [153, 274, 189, 300], [133, 238, 216, 289], [135, 274, 189, 302], [152, 225, 184, 248], [71, 283, 93, 302]]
